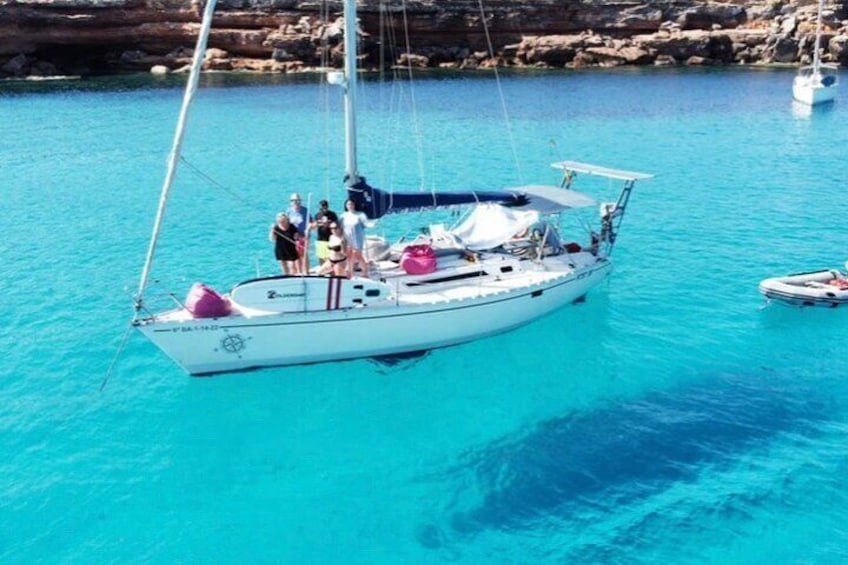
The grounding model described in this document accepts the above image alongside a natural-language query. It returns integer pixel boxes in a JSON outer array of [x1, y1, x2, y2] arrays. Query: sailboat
[[793, 0, 839, 105], [131, 0, 653, 375]]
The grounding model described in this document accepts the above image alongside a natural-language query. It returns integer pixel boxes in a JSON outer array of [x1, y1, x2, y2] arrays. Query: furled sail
[[347, 178, 528, 219]]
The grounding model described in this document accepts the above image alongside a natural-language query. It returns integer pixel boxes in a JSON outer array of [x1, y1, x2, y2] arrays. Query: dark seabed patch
[[431, 372, 832, 541]]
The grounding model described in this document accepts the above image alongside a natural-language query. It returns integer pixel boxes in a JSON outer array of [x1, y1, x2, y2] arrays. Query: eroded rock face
[[1, 0, 847, 78]]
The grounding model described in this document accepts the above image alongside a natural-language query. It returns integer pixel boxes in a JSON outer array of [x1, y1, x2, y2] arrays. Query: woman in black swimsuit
[[317, 223, 347, 277]]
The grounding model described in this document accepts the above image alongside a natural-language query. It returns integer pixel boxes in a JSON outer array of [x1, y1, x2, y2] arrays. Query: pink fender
[[185, 282, 231, 318], [400, 244, 437, 275]]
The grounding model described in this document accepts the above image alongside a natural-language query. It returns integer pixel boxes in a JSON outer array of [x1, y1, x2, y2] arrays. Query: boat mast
[[342, 0, 360, 187], [813, 0, 824, 72], [133, 0, 218, 318]]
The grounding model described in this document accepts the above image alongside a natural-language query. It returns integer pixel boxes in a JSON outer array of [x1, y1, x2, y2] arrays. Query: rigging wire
[[383, 5, 404, 192], [476, 0, 524, 185], [318, 0, 334, 202], [399, 0, 428, 191], [549, 138, 564, 164], [99, 321, 135, 392], [179, 156, 268, 220], [367, 2, 423, 196], [379, 0, 386, 81], [180, 157, 307, 256]]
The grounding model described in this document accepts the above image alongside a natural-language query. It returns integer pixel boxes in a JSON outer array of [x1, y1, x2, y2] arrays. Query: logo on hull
[[220, 334, 246, 354]]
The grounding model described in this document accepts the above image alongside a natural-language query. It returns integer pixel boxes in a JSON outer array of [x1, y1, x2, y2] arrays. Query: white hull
[[793, 79, 838, 105], [793, 0, 839, 106], [137, 254, 611, 374], [759, 269, 848, 307]]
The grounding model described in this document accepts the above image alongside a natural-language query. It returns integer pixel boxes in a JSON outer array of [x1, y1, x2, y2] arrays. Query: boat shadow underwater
[[419, 372, 833, 548], [369, 349, 432, 372]]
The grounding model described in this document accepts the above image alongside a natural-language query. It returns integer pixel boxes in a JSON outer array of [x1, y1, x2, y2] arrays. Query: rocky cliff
[[2, 0, 847, 78]]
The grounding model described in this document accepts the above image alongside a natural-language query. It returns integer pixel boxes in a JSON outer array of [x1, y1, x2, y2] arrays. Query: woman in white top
[[340, 198, 374, 278]]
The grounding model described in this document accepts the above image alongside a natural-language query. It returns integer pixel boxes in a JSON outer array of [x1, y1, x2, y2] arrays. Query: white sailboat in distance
[[793, 0, 839, 105], [131, 0, 653, 375]]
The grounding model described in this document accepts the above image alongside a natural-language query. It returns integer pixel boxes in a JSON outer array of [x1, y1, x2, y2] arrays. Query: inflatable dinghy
[[759, 269, 848, 307]]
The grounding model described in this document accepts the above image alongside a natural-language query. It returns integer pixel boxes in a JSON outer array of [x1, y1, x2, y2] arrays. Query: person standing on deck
[[287, 193, 313, 274], [340, 198, 374, 278], [269, 212, 300, 275], [312, 199, 338, 269], [316, 222, 348, 277]]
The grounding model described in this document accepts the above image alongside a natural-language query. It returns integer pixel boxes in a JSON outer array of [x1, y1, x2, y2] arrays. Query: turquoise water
[[2, 68, 848, 562]]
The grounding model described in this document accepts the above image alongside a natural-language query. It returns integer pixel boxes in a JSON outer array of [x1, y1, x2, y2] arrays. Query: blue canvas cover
[[346, 178, 527, 219]]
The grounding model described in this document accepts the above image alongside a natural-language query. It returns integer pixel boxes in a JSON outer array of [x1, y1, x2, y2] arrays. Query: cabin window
[[406, 270, 487, 287]]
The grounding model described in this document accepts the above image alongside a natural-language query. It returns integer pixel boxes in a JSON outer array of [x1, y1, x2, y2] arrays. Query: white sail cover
[[451, 204, 540, 251]]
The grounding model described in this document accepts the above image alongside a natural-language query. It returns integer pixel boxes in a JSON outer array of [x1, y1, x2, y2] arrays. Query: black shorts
[[275, 247, 298, 262]]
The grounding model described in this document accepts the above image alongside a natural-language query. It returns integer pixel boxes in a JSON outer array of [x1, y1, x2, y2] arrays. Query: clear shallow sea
[[1, 67, 847, 563]]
